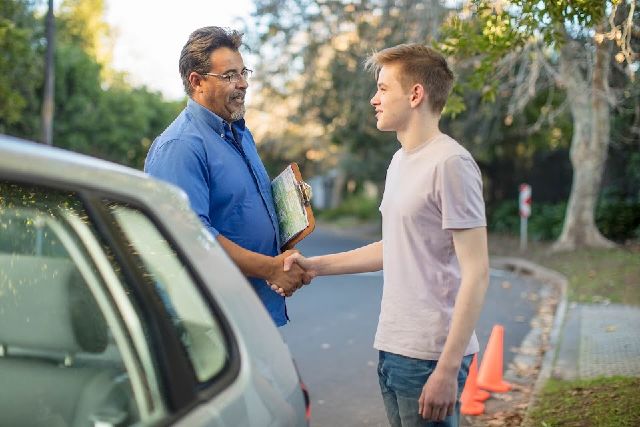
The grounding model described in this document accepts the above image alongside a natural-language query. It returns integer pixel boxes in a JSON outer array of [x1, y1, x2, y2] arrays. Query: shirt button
[[220, 133, 224, 138]]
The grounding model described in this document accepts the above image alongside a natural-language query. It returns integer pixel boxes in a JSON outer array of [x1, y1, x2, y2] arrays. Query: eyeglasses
[[204, 68, 253, 83]]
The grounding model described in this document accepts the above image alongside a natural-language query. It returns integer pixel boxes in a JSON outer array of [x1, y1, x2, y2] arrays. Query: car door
[[0, 179, 238, 426]]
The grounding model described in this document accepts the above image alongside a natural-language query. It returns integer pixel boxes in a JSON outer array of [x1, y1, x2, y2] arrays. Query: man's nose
[[236, 76, 249, 89]]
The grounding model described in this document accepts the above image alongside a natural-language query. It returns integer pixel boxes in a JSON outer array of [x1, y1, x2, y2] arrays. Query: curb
[[490, 257, 569, 424]]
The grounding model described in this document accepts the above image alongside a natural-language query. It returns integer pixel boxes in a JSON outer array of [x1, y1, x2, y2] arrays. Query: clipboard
[[271, 162, 316, 251]]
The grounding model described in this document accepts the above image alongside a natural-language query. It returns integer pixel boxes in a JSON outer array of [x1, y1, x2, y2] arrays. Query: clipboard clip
[[296, 181, 312, 207]]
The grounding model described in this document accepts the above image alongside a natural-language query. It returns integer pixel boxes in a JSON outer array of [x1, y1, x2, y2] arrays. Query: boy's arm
[[418, 227, 489, 421], [282, 240, 383, 277]]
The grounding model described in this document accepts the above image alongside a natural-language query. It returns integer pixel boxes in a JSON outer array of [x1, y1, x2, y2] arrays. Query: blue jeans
[[377, 351, 474, 427]]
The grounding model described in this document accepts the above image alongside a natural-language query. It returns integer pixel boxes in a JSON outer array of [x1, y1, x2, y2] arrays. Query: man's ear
[[409, 84, 425, 108], [188, 72, 205, 94]]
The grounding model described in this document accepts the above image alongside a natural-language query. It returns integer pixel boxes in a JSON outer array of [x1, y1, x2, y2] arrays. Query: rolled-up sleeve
[[145, 139, 220, 237]]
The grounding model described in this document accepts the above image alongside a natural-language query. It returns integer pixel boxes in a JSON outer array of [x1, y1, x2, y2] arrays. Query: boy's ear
[[409, 83, 425, 108]]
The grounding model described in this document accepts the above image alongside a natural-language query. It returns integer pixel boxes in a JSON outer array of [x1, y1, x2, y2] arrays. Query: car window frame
[[0, 179, 164, 423], [0, 172, 241, 421], [61, 209, 165, 422], [84, 195, 241, 398]]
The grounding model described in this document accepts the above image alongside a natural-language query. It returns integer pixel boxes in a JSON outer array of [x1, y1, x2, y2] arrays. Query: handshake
[[268, 249, 315, 297]]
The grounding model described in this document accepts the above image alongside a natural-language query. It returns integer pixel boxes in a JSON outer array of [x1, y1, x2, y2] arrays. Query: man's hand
[[418, 367, 457, 422], [267, 250, 310, 297], [283, 252, 318, 275], [270, 252, 317, 297]]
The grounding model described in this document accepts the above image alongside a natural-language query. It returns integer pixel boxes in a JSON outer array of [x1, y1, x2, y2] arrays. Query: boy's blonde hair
[[365, 44, 454, 114]]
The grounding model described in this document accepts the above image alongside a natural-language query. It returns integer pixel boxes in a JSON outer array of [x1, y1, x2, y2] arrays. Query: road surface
[[281, 226, 541, 427]]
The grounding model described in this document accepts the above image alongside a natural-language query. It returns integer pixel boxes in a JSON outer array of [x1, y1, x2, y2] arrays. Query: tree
[[1, 0, 182, 168], [249, 0, 449, 192], [0, 0, 43, 138], [57, 0, 111, 68], [441, 0, 639, 250]]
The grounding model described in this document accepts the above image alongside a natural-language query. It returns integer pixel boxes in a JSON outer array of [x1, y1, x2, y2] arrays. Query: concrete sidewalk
[[553, 303, 640, 380], [491, 258, 640, 384], [494, 257, 640, 426]]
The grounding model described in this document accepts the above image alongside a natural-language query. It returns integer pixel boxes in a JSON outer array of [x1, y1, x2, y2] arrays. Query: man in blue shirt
[[144, 26, 308, 326]]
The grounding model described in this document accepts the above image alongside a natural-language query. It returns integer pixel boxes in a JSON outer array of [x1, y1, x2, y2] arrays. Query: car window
[[108, 203, 229, 382], [0, 182, 152, 426]]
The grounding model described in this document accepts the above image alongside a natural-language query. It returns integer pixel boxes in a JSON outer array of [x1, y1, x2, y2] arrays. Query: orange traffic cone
[[477, 325, 512, 393], [475, 385, 491, 402], [470, 354, 491, 401], [460, 354, 484, 415]]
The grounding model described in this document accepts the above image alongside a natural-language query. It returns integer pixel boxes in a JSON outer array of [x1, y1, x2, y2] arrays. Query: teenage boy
[[279, 44, 489, 426]]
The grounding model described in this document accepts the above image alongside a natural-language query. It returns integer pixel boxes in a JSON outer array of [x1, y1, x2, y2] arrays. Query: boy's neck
[[397, 112, 442, 151]]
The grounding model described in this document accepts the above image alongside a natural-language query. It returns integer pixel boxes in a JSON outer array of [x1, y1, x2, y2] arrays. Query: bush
[[529, 202, 566, 240], [597, 198, 640, 241], [487, 201, 520, 234], [317, 194, 380, 221], [489, 197, 640, 242], [488, 200, 565, 241]]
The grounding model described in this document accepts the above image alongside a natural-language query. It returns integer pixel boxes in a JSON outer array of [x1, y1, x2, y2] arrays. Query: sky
[[104, 1, 254, 100]]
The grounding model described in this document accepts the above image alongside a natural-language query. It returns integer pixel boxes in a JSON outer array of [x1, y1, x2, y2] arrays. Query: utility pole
[[41, 0, 55, 146]]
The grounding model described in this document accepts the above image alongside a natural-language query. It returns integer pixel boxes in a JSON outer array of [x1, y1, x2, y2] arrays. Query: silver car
[[0, 135, 310, 427]]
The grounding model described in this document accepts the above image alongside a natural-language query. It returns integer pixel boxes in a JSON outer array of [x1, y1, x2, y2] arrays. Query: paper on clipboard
[[271, 163, 315, 250]]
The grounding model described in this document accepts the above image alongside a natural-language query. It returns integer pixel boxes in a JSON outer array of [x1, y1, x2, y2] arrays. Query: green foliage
[[439, 4, 524, 105], [0, 0, 43, 136], [250, 0, 450, 187], [1, 0, 183, 169], [528, 203, 567, 240], [597, 196, 640, 241], [440, 0, 610, 111], [487, 200, 519, 234], [53, 41, 103, 150], [488, 200, 564, 241], [57, 0, 110, 64], [97, 87, 184, 169], [489, 194, 640, 242], [440, 0, 639, 248], [627, 152, 640, 193], [317, 193, 380, 222]]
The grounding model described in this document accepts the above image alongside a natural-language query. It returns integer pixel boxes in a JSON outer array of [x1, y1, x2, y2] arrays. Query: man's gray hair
[[179, 26, 244, 96]]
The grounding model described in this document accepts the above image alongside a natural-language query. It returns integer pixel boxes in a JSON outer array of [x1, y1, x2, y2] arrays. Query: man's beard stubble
[[230, 105, 246, 122], [230, 90, 246, 122]]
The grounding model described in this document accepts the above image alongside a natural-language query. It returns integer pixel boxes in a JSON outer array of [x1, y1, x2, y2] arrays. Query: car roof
[[0, 134, 186, 206]]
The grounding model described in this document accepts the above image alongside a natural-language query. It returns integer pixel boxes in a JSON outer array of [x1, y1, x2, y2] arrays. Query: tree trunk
[[552, 30, 616, 251]]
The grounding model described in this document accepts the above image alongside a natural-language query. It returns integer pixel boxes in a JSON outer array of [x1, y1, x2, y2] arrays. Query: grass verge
[[525, 376, 640, 427], [489, 234, 640, 306]]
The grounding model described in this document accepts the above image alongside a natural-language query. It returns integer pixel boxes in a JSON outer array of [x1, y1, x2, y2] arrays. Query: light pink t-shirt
[[374, 134, 486, 360]]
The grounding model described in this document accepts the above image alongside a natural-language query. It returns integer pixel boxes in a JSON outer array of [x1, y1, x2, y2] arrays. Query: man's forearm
[[311, 240, 383, 276], [216, 234, 276, 280]]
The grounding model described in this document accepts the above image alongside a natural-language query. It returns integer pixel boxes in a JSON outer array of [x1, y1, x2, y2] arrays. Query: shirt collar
[[187, 98, 247, 137]]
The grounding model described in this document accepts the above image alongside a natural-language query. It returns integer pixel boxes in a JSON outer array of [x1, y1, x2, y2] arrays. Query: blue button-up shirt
[[144, 99, 287, 326]]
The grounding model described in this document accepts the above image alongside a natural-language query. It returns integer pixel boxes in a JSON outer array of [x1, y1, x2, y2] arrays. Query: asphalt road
[[281, 226, 542, 427]]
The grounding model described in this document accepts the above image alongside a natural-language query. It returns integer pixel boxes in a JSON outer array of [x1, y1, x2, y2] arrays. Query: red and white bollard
[[519, 184, 531, 251]]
